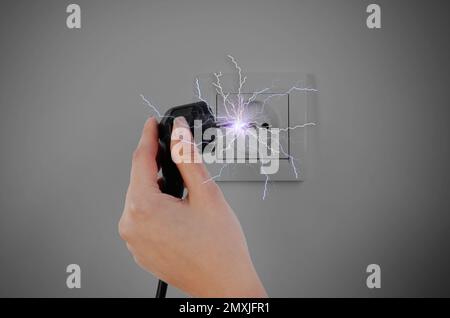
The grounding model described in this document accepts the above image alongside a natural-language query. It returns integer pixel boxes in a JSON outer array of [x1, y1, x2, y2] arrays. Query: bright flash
[[233, 120, 246, 131]]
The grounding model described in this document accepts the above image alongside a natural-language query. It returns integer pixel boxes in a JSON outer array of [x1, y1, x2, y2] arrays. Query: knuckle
[[183, 144, 196, 156], [125, 197, 156, 222], [127, 199, 141, 215], [118, 216, 132, 241]]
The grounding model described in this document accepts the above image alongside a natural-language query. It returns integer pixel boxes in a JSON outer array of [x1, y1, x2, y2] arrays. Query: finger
[[129, 117, 161, 192], [170, 116, 220, 197]]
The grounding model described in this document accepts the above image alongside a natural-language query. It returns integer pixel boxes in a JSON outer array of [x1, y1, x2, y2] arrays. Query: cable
[[156, 280, 168, 298]]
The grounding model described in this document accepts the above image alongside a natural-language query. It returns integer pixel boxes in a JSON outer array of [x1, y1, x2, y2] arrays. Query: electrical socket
[[216, 93, 289, 160], [194, 72, 317, 181]]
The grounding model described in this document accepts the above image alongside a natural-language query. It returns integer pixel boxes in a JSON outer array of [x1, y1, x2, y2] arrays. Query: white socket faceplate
[[193, 73, 317, 181]]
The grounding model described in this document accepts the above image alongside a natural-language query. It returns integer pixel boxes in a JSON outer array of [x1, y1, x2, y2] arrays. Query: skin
[[119, 116, 267, 298]]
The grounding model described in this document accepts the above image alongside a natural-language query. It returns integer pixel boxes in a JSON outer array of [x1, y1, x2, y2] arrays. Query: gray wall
[[1, 0, 449, 297]]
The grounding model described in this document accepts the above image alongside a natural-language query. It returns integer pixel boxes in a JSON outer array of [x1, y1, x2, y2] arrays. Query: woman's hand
[[119, 117, 267, 297]]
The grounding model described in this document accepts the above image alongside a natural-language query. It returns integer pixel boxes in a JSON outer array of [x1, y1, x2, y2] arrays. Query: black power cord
[[156, 101, 216, 298], [155, 280, 168, 298]]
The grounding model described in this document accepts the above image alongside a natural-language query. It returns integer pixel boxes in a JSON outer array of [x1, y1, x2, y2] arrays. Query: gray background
[[1, 0, 449, 297]]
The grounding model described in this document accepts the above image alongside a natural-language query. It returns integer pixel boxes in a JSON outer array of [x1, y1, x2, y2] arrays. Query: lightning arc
[[141, 55, 317, 199]]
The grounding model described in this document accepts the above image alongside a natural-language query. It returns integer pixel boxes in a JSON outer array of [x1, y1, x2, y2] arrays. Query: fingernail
[[172, 116, 192, 142], [174, 116, 188, 128]]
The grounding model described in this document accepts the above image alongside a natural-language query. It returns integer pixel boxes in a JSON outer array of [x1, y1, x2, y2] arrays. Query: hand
[[119, 117, 267, 298]]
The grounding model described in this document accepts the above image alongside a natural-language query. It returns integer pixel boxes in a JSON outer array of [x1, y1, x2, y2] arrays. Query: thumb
[[170, 116, 220, 198]]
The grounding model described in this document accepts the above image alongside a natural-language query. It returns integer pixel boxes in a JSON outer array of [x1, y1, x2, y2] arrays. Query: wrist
[[195, 264, 267, 298]]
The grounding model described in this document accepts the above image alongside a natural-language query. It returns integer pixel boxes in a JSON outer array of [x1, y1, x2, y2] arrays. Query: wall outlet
[[216, 93, 289, 160], [194, 72, 317, 181]]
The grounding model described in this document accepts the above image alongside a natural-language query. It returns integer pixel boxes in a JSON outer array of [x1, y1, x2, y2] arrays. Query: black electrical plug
[[156, 101, 216, 298]]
